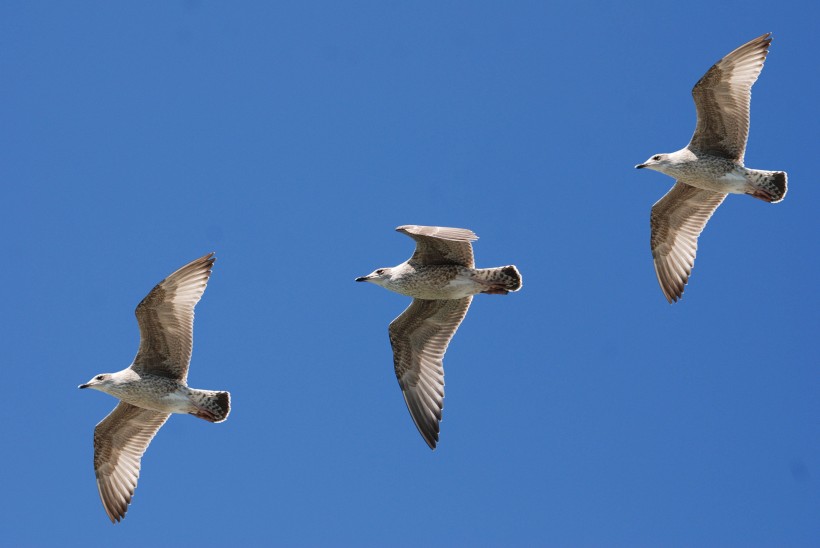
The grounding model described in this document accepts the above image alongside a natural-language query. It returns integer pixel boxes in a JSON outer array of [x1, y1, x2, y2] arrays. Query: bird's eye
[[96, 375, 105, 381], [652, 155, 661, 161], [376, 269, 384, 275]]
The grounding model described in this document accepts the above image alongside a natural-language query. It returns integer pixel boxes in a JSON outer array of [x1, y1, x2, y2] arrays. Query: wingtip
[[652, 257, 686, 305], [98, 479, 128, 524], [400, 388, 443, 450], [416, 422, 441, 451], [663, 276, 684, 304], [419, 423, 441, 451], [192, 252, 216, 276], [660, 272, 684, 304], [754, 33, 773, 54], [747, 32, 772, 47]]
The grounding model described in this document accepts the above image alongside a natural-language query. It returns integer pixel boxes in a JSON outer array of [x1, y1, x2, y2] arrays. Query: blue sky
[[1, 1, 818, 545]]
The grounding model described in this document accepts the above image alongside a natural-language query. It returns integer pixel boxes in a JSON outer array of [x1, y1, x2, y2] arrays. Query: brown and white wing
[[93, 402, 170, 523], [651, 182, 726, 303], [131, 253, 214, 381], [396, 225, 477, 268], [388, 297, 472, 449], [688, 33, 771, 161]]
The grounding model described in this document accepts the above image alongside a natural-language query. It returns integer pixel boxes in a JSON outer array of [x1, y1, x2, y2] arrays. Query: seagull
[[79, 253, 230, 523], [356, 225, 522, 449], [636, 33, 787, 303]]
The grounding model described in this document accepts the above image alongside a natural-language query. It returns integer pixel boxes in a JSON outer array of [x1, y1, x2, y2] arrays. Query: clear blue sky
[[1, 1, 817, 546]]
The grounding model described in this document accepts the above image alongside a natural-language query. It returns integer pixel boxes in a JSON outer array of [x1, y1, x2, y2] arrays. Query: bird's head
[[636, 153, 671, 172], [355, 267, 393, 287], [79, 373, 115, 392]]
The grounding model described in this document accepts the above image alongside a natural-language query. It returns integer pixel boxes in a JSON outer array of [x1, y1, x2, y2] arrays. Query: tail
[[190, 390, 231, 423], [749, 170, 787, 203], [476, 265, 523, 295]]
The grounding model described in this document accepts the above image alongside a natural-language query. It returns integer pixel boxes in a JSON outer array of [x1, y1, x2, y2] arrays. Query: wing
[[388, 297, 473, 449], [93, 402, 170, 523], [131, 253, 214, 381], [688, 33, 771, 161], [396, 225, 477, 268], [651, 182, 726, 303]]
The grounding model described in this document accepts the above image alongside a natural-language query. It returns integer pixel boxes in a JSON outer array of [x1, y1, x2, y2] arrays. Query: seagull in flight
[[357, 225, 522, 449], [79, 253, 230, 522], [636, 33, 787, 303]]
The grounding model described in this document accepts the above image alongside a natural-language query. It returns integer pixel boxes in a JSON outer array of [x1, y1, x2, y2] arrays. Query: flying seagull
[[636, 33, 787, 303], [356, 225, 522, 449], [79, 253, 230, 523]]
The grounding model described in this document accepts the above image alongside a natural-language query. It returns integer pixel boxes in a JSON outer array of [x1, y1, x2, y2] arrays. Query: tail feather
[[770, 171, 788, 203], [191, 390, 231, 423], [477, 265, 522, 295], [750, 170, 787, 203]]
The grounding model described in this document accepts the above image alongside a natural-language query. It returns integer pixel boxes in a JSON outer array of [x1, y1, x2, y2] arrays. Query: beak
[[355, 276, 369, 282], [78, 384, 89, 389], [635, 164, 646, 169]]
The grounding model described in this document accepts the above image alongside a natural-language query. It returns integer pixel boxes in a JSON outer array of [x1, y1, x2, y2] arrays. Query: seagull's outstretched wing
[[93, 402, 170, 523], [388, 297, 472, 449], [131, 253, 214, 381], [651, 182, 726, 303], [396, 225, 477, 268], [688, 33, 771, 161]]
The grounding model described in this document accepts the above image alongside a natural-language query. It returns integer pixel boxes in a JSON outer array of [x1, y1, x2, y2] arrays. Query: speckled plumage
[[79, 253, 230, 523], [357, 225, 522, 449], [636, 33, 788, 303]]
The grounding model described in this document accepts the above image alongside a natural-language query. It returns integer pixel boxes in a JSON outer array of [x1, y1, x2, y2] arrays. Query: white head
[[635, 153, 672, 173], [79, 373, 117, 394], [355, 267, 393, 288]]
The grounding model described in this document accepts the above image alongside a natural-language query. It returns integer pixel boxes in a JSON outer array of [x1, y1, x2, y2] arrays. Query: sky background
[[1, 1, 818, 546]]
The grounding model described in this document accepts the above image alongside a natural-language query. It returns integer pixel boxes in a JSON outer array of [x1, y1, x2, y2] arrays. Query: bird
[[356, 225, 522, 449], [636, 33, 787, 303], [79, 253, 230, 523]]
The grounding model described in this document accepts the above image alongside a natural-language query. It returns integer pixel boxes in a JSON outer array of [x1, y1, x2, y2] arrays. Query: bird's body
[[88, 370, 229, 422], [375, 263, 521, 300], [79, 253, 229, 523], [636, 33, 787, 303], [357, 225, 522, 449], [647, 148, 788, 203], [645, 149, 771, 195]]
